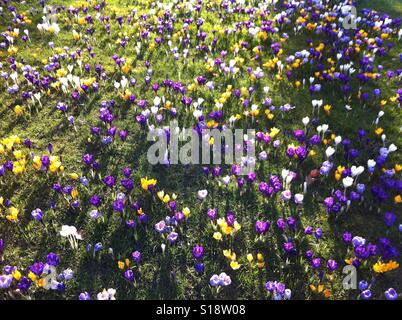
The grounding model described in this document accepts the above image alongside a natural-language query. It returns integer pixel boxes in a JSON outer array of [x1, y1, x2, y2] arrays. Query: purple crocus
[[79, 292, 91, 300], [168, 232, 178, 244], [46, 252, 59, 266], [17, 277, 31, 291], [311, 258, 321, 269], [132, 251, 141, 263], [255, 220, 270, 234], [207, 208, 217, 220], [103, 175, 115, 188], [121, 178, 134, 192], [0, 274, 13, 289], [29, 262, 44, 276], [326, 259, 338, 272], [384, 212, 396, 227], [124, 270, 135, 282], [192, 245, 204, 260], [31, 208, 43, 221]]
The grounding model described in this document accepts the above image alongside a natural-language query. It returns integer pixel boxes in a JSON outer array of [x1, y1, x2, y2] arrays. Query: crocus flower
[[326, 260, 338, 272], [255, 220, 270, 234], [30, 262, 44, 276], [46, 252, 59, 266], [0, 275, 13, 289], [103, 176, 115, 188], [132, 251, 141, 263], [384, 288, 398, 300], [167, 232, 178, 244], [79, 292, 91, 300], [209, 274, 220, 287], [197, 189, 208, 200], [207, 208, 217, 220], [90, 195, 102, 207], [0, 239, 4, 254], [194, 262, 205, 273], [359, 280, 369, 291], [124, 270, 134, 282], [361, 290, 372, 300], [155, 220, 166, 233], [218, 272, 231, 286], [63, 269, 74, 281], [384, 212, 397, 227], [60, 225, 82, 249], [97, 288, 116, 300], [31, 208, 43, 221]]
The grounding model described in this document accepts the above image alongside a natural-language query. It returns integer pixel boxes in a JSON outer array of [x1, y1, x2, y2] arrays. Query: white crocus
[[325, 146, 335, 158], [153, 96, 161, 107], [294, 193, 304, 204], [97, 288, 117, 300], [367, 159, 376, 169], [375, 111, 385, 125], [285, 175, 294, 185], [34, 92, 42, 107], [150, 106, 159, 114], [388, 144, 397, 153], [60, 225, 82, 249], [197, 189, 208, 200], [120, 76, 128, 89], [281, 169, 290, 180], [312, 99, 323, 108], [334, 136, 342, 146], [10, 72, 18, 83], [342, 176, 354, 189], [351, 166, 364, 177], [193, 109, 203, 119]]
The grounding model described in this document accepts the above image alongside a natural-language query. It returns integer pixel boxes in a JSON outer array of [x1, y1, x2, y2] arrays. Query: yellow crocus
[[70, 173, 79, 180], [223, 249, 232, 258], [71, 189, 79, 199], [14, 105, 24, 116], [6, 207, 19, 222], [213, 232, 222, 241], [230, 261, 241, 270], [375, 127, 383, 136], [373, 260, 399, 273], [162, 195, 170, 203], [28, 271, 37, 282], [182, 207, 190, 218], [12, 269, 22, 281], [157, 190, 165, 201]]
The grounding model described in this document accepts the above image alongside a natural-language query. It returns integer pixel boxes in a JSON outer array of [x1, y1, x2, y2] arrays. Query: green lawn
[[0, 0, 401, 300]]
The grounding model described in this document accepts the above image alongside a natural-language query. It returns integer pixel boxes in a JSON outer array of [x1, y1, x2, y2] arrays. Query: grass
[[0, 0, 401, 300]]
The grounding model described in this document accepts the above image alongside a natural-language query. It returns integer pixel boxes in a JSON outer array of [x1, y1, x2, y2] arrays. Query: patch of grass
[[0, 0, 401, 300]]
